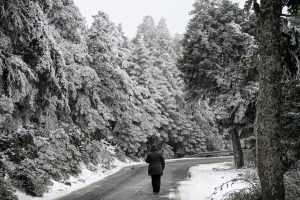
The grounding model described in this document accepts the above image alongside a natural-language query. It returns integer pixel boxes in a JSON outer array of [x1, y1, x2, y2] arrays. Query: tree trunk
[[255, 0, 285, 199], [230, 127, 244, 168]]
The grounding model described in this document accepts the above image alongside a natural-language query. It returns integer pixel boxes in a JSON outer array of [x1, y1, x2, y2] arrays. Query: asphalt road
[[57, 157, 233, 200]]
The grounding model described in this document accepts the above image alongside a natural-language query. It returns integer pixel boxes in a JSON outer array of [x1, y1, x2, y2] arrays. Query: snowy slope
[[16, 159, 141, 200], [177, 162, 252, 200]]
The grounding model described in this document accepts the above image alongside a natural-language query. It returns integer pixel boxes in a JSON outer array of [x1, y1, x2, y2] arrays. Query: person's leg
[[157, 175, 161, 193], [152, 175, 161, 193], [158, 175, 161, 192], [151, 175, 155, 193]]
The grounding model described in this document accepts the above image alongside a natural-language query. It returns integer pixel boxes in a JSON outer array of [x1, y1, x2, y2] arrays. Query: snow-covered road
[[20, 157, 232, 200], [55, 157, 232, 200]]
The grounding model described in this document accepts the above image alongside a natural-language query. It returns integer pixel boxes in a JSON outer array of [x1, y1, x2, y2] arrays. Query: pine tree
[[87, 11, 152, 155], [136, 16, 158, 54], [129, 33, 152, 86], [131, 15, 212, 156], [178, 0, 258, 168]]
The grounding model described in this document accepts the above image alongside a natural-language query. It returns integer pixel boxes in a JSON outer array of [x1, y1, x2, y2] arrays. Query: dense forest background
[[0, 0, 299, 199]]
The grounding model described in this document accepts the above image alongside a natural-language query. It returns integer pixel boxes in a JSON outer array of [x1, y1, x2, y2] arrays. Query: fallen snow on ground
[[16, 159, 142, 200], [16, 156, 240, 200], [177, 162, 250, 200]]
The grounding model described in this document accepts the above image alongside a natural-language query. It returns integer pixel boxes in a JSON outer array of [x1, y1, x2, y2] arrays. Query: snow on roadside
[[15, 156, 202, 200], [177, 162, 250, 200], [166, 156, 232, 163], [16, 159, 142, 200]]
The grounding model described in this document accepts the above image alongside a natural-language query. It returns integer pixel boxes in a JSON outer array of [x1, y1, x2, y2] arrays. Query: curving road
[[57, 157, 233, 200]]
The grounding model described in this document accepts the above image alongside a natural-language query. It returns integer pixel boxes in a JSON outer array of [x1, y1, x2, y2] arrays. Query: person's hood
[[151, 145, 158, 152]]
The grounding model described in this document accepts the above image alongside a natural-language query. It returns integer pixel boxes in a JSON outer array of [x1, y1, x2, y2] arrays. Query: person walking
[[146, 145, 165, 195]]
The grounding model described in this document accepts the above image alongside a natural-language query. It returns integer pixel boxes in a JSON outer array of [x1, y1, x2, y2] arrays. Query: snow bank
[[16, 159, 141, 200], [177, 162, 249, 200], [166, 156, 232, 163]]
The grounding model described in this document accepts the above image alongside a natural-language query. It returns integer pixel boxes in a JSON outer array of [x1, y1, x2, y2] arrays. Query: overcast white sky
[[73, 0, 245, 38]]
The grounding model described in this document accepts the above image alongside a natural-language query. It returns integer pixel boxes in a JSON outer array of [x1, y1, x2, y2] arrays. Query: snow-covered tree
[[130, 16, 220, 156], [178, 0, 259, 167]]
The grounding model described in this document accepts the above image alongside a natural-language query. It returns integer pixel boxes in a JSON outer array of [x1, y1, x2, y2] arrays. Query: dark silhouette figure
[[145, 145, 165, 194]]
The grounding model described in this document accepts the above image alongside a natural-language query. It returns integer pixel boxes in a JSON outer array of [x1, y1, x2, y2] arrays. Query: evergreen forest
[[0, 0, 299, 199]]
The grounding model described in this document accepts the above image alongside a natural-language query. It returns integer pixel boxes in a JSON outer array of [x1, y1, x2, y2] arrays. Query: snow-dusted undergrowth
[[16, 159, 142, 200], [177, 162, 252, 200]]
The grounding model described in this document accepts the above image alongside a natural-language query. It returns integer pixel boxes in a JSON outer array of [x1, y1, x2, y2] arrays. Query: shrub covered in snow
[[0, 177, 18, 200], [8, 159, 51, 197], [216, 171, 262, 200]]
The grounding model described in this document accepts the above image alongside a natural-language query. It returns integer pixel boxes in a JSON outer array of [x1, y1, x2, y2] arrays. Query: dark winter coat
[[146, 150, 165, 175]]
